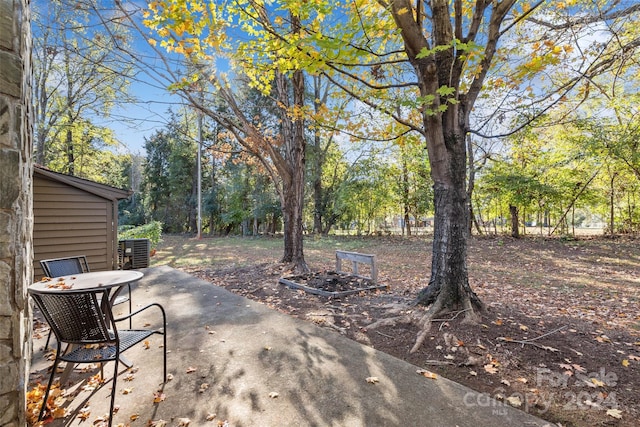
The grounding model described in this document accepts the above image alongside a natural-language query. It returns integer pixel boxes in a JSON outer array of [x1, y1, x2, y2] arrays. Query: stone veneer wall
[[0, 0, 33, 425]]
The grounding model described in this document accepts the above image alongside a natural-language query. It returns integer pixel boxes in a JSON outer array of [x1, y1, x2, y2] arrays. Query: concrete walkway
[[30, 266, 550, 426]]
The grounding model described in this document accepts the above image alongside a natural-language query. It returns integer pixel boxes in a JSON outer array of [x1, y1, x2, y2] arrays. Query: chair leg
[[127, 284, 132, 329], [108, 358, 119, 427], [38, 352, 61, 421], [163, 330, 167, 382], [44, 329, 53, 350]]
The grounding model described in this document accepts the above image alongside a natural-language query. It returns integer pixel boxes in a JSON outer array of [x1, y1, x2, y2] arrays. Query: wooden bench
[[335, 250, 377, 283]]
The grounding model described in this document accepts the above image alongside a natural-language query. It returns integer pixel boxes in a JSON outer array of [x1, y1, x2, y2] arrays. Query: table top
[[30, 270, 144, 293]]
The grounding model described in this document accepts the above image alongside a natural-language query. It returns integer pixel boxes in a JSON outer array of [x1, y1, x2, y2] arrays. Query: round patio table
[[30, 270, 143, 294]]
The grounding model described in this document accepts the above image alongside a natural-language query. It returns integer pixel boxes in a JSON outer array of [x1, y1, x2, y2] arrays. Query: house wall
[[33, 175, 118, 278], [0, 0, 32, 424]]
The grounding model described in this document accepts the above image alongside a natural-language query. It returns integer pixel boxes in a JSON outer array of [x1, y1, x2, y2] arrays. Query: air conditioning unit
[[118, 238, 150, 269]]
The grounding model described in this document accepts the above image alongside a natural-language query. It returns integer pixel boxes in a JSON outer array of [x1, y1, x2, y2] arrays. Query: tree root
[[410, 298, 481, 354], [365, 313, 419, 330]]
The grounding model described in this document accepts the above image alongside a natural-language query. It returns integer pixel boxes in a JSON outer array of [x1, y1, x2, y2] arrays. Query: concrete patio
[[30, 266, 550, 426]]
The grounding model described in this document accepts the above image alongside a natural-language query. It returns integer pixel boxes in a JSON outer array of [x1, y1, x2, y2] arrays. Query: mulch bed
[[279, 271, 388, 297]]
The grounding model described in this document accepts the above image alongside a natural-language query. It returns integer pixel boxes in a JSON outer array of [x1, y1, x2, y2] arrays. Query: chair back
[[40, 256, 89, 278], [30, 289, 113, 345]]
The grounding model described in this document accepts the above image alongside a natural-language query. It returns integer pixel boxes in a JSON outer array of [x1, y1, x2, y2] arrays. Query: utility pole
[[197, 108, 202, 239]]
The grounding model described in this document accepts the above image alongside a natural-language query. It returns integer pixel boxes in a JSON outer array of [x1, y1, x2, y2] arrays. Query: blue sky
[[97, 82, 187, 155]]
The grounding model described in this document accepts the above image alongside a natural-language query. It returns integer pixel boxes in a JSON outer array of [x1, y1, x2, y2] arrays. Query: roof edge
[[34, 165, 132, 201]]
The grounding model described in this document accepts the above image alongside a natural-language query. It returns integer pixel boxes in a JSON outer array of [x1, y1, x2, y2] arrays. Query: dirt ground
[[167, 234, 640, 427]]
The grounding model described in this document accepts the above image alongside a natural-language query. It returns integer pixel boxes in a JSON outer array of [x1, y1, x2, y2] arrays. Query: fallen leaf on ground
[[484, 364, 498, 374], [506, 396, 522, 407], [268, 391, 279, 398], [607, 408, 623, 419], [622, 359, 629, 367], [186, 367, 197, 373], [148, 420, 168, 427], [153, 391, 166, 403], [572, 364, 586, 373], [206, 413, 217, 421], [199, 383, 209, 393], [177, 418, 191, 426], [417, 369, 438, 379], [366, 376, 379, 384]]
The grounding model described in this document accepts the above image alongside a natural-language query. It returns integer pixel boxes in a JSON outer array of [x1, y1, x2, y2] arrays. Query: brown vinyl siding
[[33, 166, 130, 279]]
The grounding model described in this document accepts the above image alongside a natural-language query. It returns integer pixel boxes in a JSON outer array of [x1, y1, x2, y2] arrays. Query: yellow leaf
[[519, 324, 528, 331], [130, 414, 140, 421], [417, 369, 438, 379], [397, 7, 409, 15], [52, 407, 66, 419], [622, 359, 629, 367]]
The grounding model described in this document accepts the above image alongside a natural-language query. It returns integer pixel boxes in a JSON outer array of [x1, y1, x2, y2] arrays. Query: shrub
[[118, 221, 163, 249]]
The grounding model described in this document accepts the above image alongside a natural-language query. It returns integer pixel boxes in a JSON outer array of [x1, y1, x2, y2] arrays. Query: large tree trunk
[[388, 0, 489, 340], [414, 141, 483, 315], [411, 124, 484, 353], [277, 33, 308, 271]]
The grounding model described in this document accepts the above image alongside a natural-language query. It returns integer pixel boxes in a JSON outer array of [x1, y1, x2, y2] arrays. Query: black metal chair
[[40, 255, 90, 278], [29, 287, 167, 427], [39, 256, 133, 348]]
